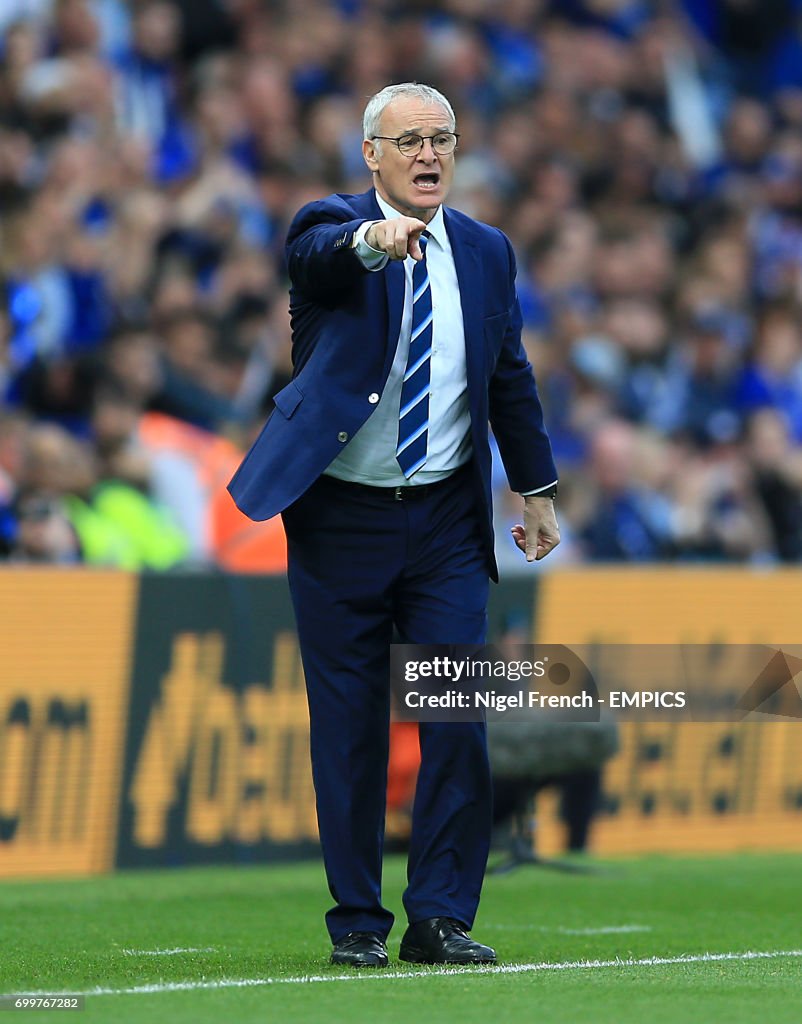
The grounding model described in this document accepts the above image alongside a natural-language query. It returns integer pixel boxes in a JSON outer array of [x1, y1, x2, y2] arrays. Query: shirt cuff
[[521, 481, 559, 496], [352, 221, 389, 271]]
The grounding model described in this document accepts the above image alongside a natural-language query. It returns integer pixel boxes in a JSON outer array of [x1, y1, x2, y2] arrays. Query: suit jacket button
[[337, 431, 349, 442], [368, 393, 379, 404]]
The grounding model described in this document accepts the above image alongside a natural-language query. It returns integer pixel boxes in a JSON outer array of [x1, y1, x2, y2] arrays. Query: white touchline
[[485, 924, 652, 935], [121, 948, 217, 956], [557, 926, 652, 936], [14, 949, 802, 998]]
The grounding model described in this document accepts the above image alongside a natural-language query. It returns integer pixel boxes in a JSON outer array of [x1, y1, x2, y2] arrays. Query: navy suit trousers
[[281, 467, 492, 942]]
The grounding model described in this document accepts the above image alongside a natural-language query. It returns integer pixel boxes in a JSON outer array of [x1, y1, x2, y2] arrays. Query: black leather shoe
[[399, 917, 496, 965], [330, 932, 389, 968]]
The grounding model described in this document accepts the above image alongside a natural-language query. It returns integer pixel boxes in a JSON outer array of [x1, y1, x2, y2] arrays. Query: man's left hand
[[511, 496, 561, 562]]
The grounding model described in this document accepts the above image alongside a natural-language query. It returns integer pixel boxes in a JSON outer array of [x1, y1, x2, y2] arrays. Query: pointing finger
[[408, 220, 428, 260]]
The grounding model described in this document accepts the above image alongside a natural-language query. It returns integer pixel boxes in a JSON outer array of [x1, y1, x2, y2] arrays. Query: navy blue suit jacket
[[228, 188, 557, 581]]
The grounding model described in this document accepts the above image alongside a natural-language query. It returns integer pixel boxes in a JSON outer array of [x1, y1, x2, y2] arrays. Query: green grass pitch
[[1, 852, 800, 1023]]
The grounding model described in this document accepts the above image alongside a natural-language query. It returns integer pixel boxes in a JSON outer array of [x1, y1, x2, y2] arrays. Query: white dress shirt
[[325, 193, 473, 486]]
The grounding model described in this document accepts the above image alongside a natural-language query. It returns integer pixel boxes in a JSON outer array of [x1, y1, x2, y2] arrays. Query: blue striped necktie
[[396, 233, 432, 478]]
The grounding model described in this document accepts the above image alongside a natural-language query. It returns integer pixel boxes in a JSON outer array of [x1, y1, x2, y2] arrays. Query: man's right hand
[[365, 218, 428, 261]]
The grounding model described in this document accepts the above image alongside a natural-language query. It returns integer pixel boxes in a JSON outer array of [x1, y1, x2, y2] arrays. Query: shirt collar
[[373, 190, 448, 251]]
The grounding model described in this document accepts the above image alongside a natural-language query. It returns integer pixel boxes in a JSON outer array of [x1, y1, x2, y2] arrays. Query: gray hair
[[363, 83, 456, 143]]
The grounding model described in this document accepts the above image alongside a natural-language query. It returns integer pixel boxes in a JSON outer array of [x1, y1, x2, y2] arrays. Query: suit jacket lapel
[[445, 208, 484, 402], [382, 260, 405, 379], [364, 190, 406, 381], [358, 188, 405, 380]]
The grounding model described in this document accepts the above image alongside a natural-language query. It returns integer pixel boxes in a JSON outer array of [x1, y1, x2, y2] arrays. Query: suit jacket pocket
[[272, 380, 304, 419], [483, 311, 509, 369], [483, 310, 508, 342]]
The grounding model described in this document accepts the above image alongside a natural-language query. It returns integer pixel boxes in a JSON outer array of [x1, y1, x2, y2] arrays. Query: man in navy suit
[[229, 82, 560, 968]]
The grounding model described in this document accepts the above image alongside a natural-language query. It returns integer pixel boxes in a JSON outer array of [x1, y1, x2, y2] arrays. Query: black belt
[[320, 466, 468, 502]]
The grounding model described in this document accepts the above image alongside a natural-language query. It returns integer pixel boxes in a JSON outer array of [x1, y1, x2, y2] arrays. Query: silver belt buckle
[[394, 486, 404, 501]]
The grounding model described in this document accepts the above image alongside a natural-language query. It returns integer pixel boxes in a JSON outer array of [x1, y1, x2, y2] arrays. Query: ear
[[363, 138, 379, 172]]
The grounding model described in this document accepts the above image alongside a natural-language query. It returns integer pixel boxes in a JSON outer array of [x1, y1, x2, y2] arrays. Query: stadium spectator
[[575, 419, 673, 561], [11, 420, 189, 567], [745, 408, 802, 561], [9, 489, 80, 562], [736, 304, 802, 440]]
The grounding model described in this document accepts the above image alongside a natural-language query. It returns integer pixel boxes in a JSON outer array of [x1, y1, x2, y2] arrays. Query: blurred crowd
[[1, 0, 802, 570]]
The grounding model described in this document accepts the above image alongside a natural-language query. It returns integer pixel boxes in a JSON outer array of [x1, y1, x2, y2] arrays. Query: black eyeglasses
[[370, 132, 460, 157]]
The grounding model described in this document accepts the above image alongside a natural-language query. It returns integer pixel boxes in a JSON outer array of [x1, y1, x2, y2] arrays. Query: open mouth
[[413, 173, 440, 190]]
